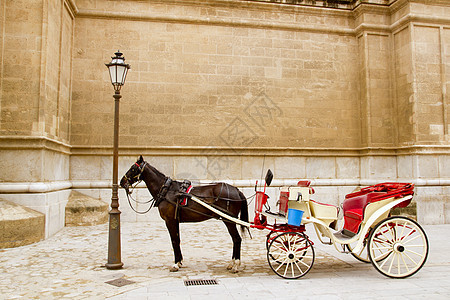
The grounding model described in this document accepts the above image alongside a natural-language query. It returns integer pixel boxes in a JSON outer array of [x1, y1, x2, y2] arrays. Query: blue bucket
[[287, 209, 304, 226]]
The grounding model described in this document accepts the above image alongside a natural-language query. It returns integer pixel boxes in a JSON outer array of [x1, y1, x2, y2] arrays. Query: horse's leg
[[165, 220, 183, 272], [224, 221, 242, 273]]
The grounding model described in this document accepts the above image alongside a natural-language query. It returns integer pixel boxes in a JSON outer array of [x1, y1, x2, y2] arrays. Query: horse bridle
[[124, 160, 173, 213], [123, 161, 147, 190]]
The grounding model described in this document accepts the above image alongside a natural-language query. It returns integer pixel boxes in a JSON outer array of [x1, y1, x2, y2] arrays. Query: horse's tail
[[238, 190, 249, 233]]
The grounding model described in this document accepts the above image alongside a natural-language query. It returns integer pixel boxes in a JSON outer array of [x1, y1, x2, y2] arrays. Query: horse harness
[[154, 177, 174, 207], [128, 162, 243, 220]]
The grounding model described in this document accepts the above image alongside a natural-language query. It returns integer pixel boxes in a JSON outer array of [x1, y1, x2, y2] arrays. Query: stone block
[[360, 156, 397, 179], [416, 155, 439, 178], [70, 156, 102, 181], [205, 155, 241, 181], [174, 157, 208, 181], [241, 156, 275, 180], [65, 191, 108, 226], [397, 155, 414, 179], [0, 199, 45, 249], [438, 155, 450, 178], [415, 186, 445, 224], [1, 190, 70, 238], [311, 186, 339, 206], [274, 157, 306, 179], [306, 157, 335, 179], [336, 157, 359, 179], [0, 150, 43, 182]]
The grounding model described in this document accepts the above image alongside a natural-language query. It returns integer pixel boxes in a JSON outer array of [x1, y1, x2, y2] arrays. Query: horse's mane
[[146, 162, 166, 178]]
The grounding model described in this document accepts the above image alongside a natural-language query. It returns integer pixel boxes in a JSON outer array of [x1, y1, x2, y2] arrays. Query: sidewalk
[[1, 216, 449, 299]]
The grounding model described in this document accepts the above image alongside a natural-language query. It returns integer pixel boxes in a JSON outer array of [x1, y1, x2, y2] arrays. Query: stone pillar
[[0, 0, 75, 237]]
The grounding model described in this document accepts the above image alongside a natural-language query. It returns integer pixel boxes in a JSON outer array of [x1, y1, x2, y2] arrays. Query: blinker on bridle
[[124, 161, 147, 187], [124, 160, 155, 214]]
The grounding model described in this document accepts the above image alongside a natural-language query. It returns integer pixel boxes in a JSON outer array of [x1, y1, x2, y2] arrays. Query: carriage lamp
[[105, 50, 130, 270]]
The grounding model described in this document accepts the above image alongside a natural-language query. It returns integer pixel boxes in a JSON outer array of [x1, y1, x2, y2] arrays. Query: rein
[[125, 180, 156, 214], [124, 161, 158, 214]]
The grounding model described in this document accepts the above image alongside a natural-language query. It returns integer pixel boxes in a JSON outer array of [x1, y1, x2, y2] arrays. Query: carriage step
[[184, 278, 218, 286], [333, 230, 355, 241]]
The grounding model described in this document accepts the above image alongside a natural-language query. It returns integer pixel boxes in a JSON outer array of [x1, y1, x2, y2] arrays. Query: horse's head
[[120, 155, 146, 194]]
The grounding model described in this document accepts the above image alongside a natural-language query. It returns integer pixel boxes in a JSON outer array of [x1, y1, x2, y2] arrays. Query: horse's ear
[[138, 155, 144, 163]]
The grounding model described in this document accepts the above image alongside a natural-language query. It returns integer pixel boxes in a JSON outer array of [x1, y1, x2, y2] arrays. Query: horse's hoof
[[227, 259, 240, 273], [226, 259, 235, 270], [169, 264, 180, 272]]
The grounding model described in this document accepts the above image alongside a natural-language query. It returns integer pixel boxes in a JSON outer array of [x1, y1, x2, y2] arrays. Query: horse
[[120, 156, 249, 273]]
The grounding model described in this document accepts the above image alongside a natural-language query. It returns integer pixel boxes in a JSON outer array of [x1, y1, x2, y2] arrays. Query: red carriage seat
[[342, 192, 384, 234], [297, 180, 315, 194], [342, 183, 414, 234], [278, 180, 316, 216]]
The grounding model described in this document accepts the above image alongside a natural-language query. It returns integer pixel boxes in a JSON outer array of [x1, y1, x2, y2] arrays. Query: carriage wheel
[[368, 216, 428, 278], [347, 233, 390, 264], [346, 239, 370, 263], [266, 231, 276, 251], [267, 232, 315, 279]]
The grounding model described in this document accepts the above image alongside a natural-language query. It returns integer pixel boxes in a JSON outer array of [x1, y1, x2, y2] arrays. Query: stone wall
[[0, 0, 74, 237], [0, 0, 449, 239]]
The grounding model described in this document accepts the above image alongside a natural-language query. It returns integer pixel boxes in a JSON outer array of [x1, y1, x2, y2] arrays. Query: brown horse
[[120, 156, 249, 273]]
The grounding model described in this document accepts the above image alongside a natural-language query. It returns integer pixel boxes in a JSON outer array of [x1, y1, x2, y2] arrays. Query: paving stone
[[0, 222, 448, 299]]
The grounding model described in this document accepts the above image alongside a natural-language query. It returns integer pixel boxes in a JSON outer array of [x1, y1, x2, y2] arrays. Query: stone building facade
[[0, 0, 449, 238]]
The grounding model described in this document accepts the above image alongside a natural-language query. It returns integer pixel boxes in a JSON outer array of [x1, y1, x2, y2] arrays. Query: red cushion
[[345, 208, 363, 220], [344, 217, 361, 234], [297, 180, 311, 187]]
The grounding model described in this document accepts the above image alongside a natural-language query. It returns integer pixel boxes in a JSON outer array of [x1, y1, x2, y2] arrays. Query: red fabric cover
[[255, 191, 268, 213], [278, 191, 289, 215], [297, 180, 311, 187], [345, 183, 414, 202], [180, 185, 193, 206], [343, 193, 383, 233], [345, 209, 363, 219], [297, 180, 315, 194], [344, 216, 361, 234], [342, 182, 414, 234]]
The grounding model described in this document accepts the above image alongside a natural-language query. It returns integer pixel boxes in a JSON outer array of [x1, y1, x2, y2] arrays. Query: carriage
[[121, 158, 429, 279], [247, 170, 429, 279]]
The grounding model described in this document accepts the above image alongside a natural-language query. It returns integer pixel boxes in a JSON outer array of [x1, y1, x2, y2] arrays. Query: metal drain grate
[[184, 278, 218, 286], [105, 278, 135, 287]]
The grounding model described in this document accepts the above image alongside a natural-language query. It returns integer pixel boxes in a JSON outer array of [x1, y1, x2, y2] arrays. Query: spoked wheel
[[346, 238, 370, 263], [347, 234, 390, 263], [368, 216, 429, 278], [346, 228, 377, 263], [266, 231, 276, 251], [267, 232, 315, 279]]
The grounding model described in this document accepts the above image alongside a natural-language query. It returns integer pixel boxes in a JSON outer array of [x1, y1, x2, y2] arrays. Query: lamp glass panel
[[115, 65, 126, 85], [108, 65, 117, 84], [121, 67, 129, 85]]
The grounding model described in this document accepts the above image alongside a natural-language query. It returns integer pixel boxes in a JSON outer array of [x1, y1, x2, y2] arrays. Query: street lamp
[[105, 50, 130, 270]]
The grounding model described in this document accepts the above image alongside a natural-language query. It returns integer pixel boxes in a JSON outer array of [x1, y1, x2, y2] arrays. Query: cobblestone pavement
[[1, 219, 449, 299]]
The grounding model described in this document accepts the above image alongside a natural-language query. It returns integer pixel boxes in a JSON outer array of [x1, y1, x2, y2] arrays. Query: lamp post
[[105, 50, 130, 270]]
